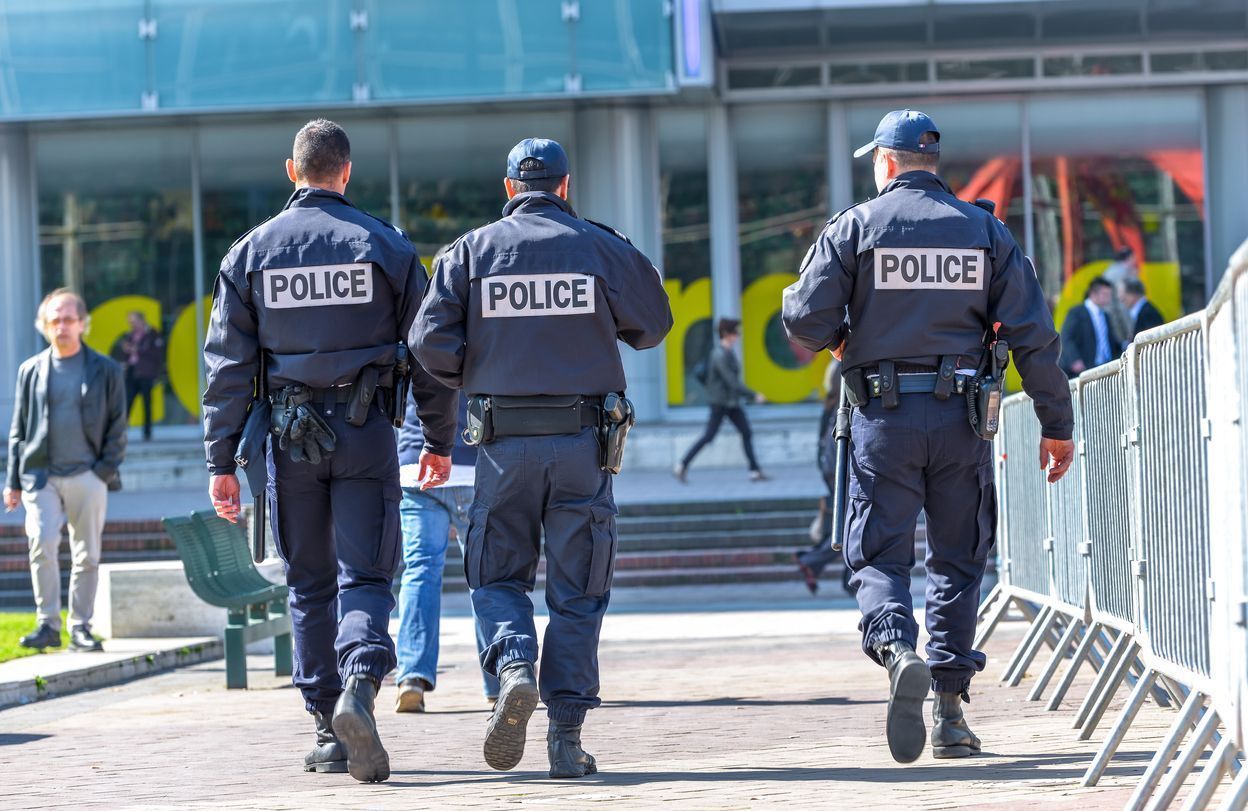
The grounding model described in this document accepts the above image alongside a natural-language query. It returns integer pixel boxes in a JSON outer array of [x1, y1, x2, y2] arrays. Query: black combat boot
[[483, 660, 539, 771], [548, 719, 597, 779], [331, 675, 390, 783], [931, 691, 981, 759], [874, 640, 931, 764], [303, 710, 348, 773]]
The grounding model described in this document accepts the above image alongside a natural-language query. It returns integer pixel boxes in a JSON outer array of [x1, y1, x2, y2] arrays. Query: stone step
[[616, 510, 815, 534], [617, 497, 817, 517]]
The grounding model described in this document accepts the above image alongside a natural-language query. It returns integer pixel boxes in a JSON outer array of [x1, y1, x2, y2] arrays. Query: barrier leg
[[1125, 657, 1173, 709], [1180, 736, 1235, 811], [1028, 617, 1083, 702], [1073, 632, 1131, 730], [1001, 605, 1054, 683], [975, 591, 1013, 650], [977, 583, 1003, 622], [1047, 621, 1104, 711], [1080, 639, 1141, 740], [1217, 755, 1248, 811], [1082, 668, 1156, 786], [1126, 690, 1206, 811], [1008, 607, 1061, 687], [1148, 704, 1221, 811], [1086, 626, 1116, 672]]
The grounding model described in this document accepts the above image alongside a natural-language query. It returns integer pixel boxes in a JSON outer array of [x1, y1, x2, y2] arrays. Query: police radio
[[968, 340, 1009, 442]]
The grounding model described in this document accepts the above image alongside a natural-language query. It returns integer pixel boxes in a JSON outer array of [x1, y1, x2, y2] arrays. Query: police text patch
[[874, 248, 987, 291], [264, 263, 373, 309], [481, 273, 596, 318]]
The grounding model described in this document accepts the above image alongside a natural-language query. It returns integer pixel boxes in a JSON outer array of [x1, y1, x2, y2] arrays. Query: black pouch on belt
[[842, 368, 868, 407], [345, 367, 380, 427], [877, 360, 899, 409], [490, 394, 584, 437]]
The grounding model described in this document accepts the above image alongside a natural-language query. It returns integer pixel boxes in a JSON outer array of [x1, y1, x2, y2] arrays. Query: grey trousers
[[21, 470, 108, 630]]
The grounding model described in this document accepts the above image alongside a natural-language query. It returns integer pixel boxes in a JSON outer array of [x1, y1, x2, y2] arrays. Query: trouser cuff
[[547, 702, 588, 725], [932, 676, 973, 696], [862, 627, 915, 667], [308, 698, 338, 716], [342, 651, 392, 686]]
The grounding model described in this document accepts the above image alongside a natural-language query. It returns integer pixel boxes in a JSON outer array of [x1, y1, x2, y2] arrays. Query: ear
[[340, 161, 352, 188], [504, 177, 517, 200], [286, 158, 299, 185], [556, 175, 571, 200]]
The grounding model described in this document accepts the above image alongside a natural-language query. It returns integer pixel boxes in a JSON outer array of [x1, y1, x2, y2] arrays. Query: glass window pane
[[36, 129, 193, 428], [0, 1, 144, 117], [659, 109, 710, 407], [153, 0, 353, 109], [728, 66, 821, 90], [1029, 92, 1206, 328], [1151, 50, 1248, 74], [734, 103, 828, 404], [935, 57, 1035, 81], [1043, 54, 1143, 78], [577, 0, 673, 92]]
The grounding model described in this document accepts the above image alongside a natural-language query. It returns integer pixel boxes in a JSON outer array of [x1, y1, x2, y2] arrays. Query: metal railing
[[978, 238, 1248, 810]]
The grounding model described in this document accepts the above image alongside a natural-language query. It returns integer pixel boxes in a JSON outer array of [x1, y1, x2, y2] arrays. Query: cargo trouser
[[268, 401, 401, 716], [465, 427, 617, 725], [845, 394, 996, 695]]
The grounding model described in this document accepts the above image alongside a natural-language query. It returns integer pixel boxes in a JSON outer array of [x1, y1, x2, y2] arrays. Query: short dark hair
[[884, 131, 940, 173], [1121, 278, 1146, 297], [1086, 276, 1113, 298], [717, 317, 741, 339], [510, 157, 566, 194], [293, 119, 350, 183]]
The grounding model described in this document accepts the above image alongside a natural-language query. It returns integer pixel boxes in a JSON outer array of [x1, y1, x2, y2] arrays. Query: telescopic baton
[[829, 387, 852, 553]]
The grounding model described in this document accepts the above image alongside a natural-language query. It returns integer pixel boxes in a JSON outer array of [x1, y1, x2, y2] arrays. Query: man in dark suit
[[1060, 276, 1122, 377], [1118, 278, 1165, 338]]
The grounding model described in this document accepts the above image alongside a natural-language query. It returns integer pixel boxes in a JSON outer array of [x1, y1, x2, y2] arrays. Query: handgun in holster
[[968, 340, 1009, 441], [599, 393, 635, 475]]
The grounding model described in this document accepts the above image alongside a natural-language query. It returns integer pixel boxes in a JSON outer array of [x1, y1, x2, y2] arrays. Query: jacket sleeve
[[410, 245, 469, 391], [987, 231, 1075, 441], [202, 264, 260, 475], [93, 356, 129, 482], [398, 249, 457, 457], [611, 249, 673, 350], [6, 364, 28, 491], [782, 221, 855, 353]]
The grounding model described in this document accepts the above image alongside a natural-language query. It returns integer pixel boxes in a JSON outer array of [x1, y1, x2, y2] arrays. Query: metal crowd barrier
[[978, 238, 1248, 810]]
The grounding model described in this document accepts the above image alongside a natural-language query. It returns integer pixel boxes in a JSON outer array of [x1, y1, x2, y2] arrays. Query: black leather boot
[[548, 719, 597, 779], [332, 675, 390, 783], [304, 710, 348, 773], [483, 660, 539, 771], [875, 640, 931, 764], [931, 691, 981, 759]]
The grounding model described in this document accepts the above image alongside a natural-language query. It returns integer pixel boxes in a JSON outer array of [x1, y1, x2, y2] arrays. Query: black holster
[[345, 367, 379, 427], [599, 393, 635, 475], [842, 368, 869, 407]]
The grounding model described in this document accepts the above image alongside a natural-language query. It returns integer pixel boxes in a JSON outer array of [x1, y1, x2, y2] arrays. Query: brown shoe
[[395, 679, 427, 713]]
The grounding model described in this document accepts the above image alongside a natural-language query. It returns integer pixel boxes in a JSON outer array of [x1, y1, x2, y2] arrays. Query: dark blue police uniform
[[203, 187, 456, 718], [783, 111, 1072, 760], [410, 140, 672, 775]]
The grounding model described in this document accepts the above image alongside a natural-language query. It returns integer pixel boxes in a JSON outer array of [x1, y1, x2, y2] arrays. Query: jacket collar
[[502, 191, 577, 219], [879, 170, 953, 196], [284, 186, 355, 211]]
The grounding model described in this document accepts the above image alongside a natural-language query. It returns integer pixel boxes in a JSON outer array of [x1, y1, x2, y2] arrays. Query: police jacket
[[410, 192, 673, 396], [782, 171, 1073, 441], [6, 346, 128, 493], [203, 187, 456, 474]]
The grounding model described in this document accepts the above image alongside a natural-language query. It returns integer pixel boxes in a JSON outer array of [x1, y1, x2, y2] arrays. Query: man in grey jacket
[[4, 289, 127, 652], [675, 317, 768, 482]]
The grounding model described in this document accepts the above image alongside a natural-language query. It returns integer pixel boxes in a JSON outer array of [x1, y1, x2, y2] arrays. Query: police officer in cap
[[782, 110, 1074, 763], [203, 118, 456, 783], [410, 138, 672, 778]]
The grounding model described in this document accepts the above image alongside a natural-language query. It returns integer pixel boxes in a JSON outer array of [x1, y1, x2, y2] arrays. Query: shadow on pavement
[[0, 733, 52, 746], [601, 696, 885, 708]]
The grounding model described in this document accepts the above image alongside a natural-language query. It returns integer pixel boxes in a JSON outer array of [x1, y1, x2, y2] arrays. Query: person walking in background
[[5, 289, 128, 653], [395, 390, 500, 713], [1118, 277, 1165, 339], [1060, 276, 1122, 377], [795, 358, 853, 595], [111, 311, 165, 441], [674, 318, 768, 483]]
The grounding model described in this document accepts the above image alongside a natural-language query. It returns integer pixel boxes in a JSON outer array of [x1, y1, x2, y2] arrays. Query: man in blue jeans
[[395, 391, 499, 711]]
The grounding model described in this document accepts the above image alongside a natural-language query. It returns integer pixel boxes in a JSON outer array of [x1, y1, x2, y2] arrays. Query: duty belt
[[865, 372, 968, 399], [270, 384, 353, 405]]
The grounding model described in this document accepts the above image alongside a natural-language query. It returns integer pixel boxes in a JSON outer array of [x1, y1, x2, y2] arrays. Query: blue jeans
[[396, 485, 500, 697]]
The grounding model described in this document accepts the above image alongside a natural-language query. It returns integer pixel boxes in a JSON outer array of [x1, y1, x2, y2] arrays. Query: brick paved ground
[[0, 587, 1213, 809]]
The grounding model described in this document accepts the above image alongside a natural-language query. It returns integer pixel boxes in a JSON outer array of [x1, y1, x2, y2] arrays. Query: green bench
[[162, 511, 293, 689]]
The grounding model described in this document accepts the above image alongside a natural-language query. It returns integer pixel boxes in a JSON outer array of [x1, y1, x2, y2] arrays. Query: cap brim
[[852, 141, 877, 158]]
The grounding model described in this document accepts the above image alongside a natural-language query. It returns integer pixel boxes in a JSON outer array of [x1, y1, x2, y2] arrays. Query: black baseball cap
[[506, 138, 569, 180]]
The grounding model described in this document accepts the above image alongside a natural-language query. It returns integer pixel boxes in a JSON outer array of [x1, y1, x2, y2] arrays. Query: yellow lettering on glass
[[663, 277, 712, 405], [84, 295, 165, 425], [167, 297, 212, 417], [743, 273, 830, 404]]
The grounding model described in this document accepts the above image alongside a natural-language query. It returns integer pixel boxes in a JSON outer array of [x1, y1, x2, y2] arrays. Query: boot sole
[[886, 657, 931, 764], [304, 761, 349, 773], [549, 759, 598, 779], [333, 709, 391, 783], [483, 681, 539, 771], [932, 745, 978, 759]]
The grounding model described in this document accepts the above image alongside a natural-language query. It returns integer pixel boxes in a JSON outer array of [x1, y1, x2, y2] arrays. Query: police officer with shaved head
[[782, 110, 1075, 763], [202, 118, 455, 783], [411, 138, 672, 778]]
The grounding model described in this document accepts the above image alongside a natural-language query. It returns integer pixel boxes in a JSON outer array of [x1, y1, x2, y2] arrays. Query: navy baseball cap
[[853, 110, 941, 158], [506, 138, 569, 180]]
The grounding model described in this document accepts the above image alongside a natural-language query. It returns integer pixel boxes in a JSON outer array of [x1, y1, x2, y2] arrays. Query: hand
[[754, 393, 766, 405], [210, 473, 242, 523], [417, 449, 452, 490], [1039, 437, 1075, 484], [831, 341, 845, 361], [3, 488, 19, 513], [1070, 360, 1086, 375]]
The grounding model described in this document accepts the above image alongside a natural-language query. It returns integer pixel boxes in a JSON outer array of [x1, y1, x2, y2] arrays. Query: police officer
[[203, 119, 455, 783], [782, 110, 1075, 763], [410, 138, 672, 778]]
